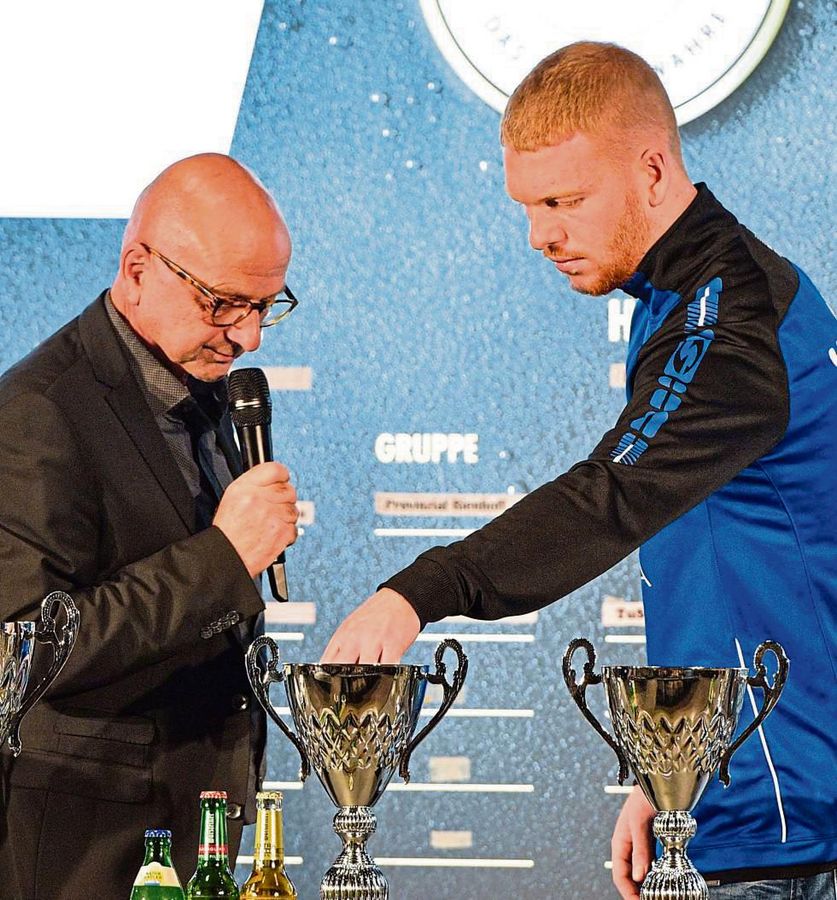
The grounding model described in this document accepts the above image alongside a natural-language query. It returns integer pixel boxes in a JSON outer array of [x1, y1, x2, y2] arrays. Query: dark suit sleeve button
[[232, 693, 250, 711], [226, 802, 243, 819]]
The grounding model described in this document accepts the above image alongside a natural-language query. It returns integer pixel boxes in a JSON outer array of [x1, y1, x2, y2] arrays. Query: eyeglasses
[[140, 242, 298, 328]]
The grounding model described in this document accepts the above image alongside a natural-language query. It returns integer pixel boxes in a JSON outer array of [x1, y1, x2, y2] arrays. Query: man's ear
[[119, 243, 150, 307], [640, 147, 669, 209]]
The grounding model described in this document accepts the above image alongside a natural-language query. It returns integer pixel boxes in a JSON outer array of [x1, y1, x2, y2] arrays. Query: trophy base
[[640, 811, 708, 900], [641, 864, 708, 900], [321, 806, 388, 900]]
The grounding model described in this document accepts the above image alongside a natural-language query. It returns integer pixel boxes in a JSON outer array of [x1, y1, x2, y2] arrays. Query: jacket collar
[[78, 291, 131, 389], [621, 183, 739, 309], [78, 292, 196, 531]]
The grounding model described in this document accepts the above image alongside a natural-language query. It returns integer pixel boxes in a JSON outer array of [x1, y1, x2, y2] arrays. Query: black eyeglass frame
[[140, 242, 298, 328]]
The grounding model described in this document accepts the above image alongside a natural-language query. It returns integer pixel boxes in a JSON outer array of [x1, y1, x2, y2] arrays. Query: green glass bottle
[[185, 791, 240, 899], [240, 792, 298, 898], [130, 829, 186, 900]]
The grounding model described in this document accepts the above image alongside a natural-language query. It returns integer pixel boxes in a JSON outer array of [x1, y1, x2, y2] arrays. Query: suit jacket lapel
[[217, 414, 243, 479], [105, 386, 195, 531], [79, 294, 195, 532]]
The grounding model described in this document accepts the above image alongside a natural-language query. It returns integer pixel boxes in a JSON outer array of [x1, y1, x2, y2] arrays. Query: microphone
[[228, 367, 288, 602]]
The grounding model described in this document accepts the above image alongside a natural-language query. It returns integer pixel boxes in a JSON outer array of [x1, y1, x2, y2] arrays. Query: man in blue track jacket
[[322, 42, 836, 899]]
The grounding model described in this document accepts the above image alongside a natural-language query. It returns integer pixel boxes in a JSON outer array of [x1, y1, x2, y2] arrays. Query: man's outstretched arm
[[322, 275, 788, 662]]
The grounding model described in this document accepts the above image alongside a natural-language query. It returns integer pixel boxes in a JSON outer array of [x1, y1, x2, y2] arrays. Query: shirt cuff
[[380, 556, 460, 629]]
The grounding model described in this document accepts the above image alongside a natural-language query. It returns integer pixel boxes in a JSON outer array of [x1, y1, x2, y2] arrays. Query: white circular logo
[[420, 0, 790, 124]]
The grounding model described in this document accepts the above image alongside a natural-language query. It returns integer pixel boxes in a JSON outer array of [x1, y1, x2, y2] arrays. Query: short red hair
[[501, 42, 681, 160]]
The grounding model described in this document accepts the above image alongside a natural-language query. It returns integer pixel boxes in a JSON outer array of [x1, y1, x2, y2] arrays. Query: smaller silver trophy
[[247, 636, 468, 900], [1, 591, 80, 755], [563, 637, 788, 900]]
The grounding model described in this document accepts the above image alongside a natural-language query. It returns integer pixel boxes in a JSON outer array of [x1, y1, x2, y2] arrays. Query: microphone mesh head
[[228, 367, 272, 427]]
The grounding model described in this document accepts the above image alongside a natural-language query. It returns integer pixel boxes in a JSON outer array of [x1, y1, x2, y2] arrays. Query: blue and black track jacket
[[385, 184, 837, 876]]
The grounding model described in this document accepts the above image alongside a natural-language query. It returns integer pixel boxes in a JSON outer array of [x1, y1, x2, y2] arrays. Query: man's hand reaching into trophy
[[321, 588, 421, 663]]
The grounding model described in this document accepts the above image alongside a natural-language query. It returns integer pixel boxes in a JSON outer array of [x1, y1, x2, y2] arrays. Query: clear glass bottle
[[185, 791, 240, 899], [240, 791, 298, 898], [130, 829, 186, 899]]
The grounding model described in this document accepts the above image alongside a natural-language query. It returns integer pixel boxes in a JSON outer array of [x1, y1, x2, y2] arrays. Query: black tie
[[176, 379, 229, 530]]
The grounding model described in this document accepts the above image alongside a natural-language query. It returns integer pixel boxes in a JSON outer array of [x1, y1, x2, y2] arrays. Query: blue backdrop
[[0, 1, 834, 896]]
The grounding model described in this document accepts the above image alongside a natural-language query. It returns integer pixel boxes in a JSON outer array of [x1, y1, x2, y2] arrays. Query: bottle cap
[[256, 790, 283, 807], [199, 790, 228, 800], [144, 829, 172, 839]]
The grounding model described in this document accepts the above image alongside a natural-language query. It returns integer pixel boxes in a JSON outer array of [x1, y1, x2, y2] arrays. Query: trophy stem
[[641, 811, 708, 900], [321, 806, 388, 900]]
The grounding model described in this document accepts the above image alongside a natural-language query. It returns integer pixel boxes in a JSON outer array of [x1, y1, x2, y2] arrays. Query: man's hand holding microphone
[[212, 461, 298, 578], [212, 367, 298, 592]]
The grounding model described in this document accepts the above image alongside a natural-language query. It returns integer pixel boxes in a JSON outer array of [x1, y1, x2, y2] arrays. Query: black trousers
[[0, 779, 244, 899]]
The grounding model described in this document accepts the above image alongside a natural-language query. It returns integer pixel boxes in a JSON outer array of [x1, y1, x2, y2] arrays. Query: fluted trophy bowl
[[1, 592, 79, 756], [563, 638, 788, 900], [247, 637, 468, 900], [285, 662, 431, 808], [606, 664, 750, 812]]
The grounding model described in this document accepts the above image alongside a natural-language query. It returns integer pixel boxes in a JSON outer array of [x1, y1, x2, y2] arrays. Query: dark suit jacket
[[0, 293, 266, 898]]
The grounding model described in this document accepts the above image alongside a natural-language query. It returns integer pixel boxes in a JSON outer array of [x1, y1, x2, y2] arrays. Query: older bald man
[[0, 154, 299, 897]]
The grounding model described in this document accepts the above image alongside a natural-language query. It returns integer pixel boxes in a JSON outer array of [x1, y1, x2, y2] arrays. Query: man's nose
[[226, 309, 262, 353], [528, 210, 567, 252]]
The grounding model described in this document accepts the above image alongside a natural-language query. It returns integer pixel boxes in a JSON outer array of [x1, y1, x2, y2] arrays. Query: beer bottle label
[[134, 862, 182, 887], [198, 843, 229, 855], [197, 809, 229, 857]]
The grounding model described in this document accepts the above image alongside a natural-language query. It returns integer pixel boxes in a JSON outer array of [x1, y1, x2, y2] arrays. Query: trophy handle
[[562, 638, 630, 785], [399, 638, 468, 783], [718, 640, 789, 787], [245, 635, 311, 781], [9, 591, 80, 757]]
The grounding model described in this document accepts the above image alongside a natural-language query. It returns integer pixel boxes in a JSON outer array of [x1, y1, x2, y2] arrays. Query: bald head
[[112, 154, 294, 381], [121, 153, 290, 276]]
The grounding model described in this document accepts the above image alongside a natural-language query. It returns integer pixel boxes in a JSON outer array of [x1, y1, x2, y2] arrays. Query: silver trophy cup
[[563, 637, 788, 900], [1, 591, 80, 756], [247, 636, 468, 900]]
